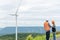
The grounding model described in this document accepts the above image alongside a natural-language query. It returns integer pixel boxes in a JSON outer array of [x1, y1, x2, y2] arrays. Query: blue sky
[[0, 0, 60, 28]]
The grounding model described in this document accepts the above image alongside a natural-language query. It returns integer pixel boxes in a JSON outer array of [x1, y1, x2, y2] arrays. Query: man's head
[[46, 20, 48, 22]]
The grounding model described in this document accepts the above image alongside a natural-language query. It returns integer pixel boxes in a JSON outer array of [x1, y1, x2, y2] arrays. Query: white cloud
[[0, 0, 60, 28], [0, 0, 17, 6], [19, 5, 32, 12]]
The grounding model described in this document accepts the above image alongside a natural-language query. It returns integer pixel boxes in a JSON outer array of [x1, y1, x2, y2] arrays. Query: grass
[[0, 34, 15, 40], [26, 32, 60, 40], [0, 32, 60, 40]]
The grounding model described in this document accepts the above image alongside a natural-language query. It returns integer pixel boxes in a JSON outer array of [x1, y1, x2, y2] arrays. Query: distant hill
[[0, 27, 15, 35], [0, 26, 60, 36]]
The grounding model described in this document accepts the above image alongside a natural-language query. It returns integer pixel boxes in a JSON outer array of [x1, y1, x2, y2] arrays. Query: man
[[44, 20, 51, 40]]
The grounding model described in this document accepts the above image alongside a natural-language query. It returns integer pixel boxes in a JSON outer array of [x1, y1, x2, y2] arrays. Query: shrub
[[26, 34, 33, 40]]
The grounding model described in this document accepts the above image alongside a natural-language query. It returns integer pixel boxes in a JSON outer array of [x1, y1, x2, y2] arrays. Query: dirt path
[[51, 37, 60, 40], [56, 38, 60, 40]]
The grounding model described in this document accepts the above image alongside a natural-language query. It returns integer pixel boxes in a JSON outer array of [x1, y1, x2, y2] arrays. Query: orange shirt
[[44, 22, 50, 31]]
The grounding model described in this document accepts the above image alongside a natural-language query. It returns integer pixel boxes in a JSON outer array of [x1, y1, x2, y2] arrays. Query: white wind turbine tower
[[9, 0, 22, 40]]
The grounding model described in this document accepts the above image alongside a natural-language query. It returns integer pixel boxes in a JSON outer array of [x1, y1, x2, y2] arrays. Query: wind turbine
[[9, 0, 22, 40], [9, 7, 18, 40]]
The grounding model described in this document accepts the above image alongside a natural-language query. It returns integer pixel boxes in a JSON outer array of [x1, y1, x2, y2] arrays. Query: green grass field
[[0, 32, 60, 40], [26, 32, 60, 40]]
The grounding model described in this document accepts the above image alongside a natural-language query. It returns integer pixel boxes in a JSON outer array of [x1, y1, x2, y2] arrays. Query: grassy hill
[[0, 34, 15, 40], [0, 32, 60, 40]]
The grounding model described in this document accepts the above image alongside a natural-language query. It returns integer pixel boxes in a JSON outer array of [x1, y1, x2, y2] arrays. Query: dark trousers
[[46, 31, 50, 40]]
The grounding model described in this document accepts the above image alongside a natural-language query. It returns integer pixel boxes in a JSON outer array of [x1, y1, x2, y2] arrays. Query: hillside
[[0, 32, 60, 40], [0, 27, 60, 36], [0, 34, 15, 40], [0, 33, 40, 40]]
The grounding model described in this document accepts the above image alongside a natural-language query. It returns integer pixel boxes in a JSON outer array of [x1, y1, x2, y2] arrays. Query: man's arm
[[48, 23, 51, 27]]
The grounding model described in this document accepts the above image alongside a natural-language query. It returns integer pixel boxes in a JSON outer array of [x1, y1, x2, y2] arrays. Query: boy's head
[[52, 20, 55, 24]]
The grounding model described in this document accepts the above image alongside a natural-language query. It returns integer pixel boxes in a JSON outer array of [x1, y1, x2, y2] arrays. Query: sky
[[0, 0, 60, 28]]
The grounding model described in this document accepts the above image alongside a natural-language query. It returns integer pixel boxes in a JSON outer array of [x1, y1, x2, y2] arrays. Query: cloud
[[19, 5, 32, 12], [0, 0, 60, 27], [17, 0, 60, 26]]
